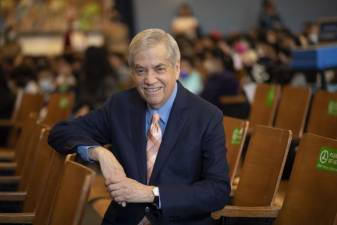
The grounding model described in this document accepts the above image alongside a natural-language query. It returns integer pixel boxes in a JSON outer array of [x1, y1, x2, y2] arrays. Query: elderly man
[[48, 28, 230, 225]]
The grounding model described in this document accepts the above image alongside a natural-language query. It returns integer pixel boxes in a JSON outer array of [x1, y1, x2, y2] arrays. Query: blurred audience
[[76, 46, 120, 112], [0, 1, 336, 122]]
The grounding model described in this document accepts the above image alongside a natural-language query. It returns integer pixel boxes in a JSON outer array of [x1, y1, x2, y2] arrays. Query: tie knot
[[152, 113, 160, 124]]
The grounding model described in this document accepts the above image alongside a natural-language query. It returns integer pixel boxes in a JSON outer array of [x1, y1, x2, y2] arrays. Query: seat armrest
[[219, 95, 246, 104], [0, 192, 26, 201], [0, 163, 17, 171], [0, 151, 15, 161], [212, 205, 280, 219], [0, 212, 34, 223], [0, 176, 21, 184]]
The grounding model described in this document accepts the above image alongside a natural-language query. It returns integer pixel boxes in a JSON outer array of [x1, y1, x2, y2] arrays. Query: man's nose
[[144, 70, 156, 84]]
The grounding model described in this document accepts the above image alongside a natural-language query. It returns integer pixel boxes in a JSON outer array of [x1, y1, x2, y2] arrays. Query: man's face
[[131, 43, 180, 109]]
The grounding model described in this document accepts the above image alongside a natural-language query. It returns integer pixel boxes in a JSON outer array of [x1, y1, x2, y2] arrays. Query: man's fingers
[[107, 182, 125, 192], [111, 190, 128, 202], [110, 189, 124, 198], [115, 196, 127, 203]]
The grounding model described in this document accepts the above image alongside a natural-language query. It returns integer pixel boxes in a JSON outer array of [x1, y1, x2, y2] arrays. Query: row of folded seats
[[0, 92, 75, 150], [245, 84, 336, 140], [213, 121, 337, 225], [0, 91, 95, 225], [213, 84, 337, 224], [0, 120, 95, 225], [88, 84, 337, 225], [0, 85, 336, 225], [1, 116, 334, 225]]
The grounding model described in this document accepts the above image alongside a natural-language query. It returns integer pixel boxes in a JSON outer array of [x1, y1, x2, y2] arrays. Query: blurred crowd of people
[[1, 0, 336, 123], [0, 47, 131, 116]]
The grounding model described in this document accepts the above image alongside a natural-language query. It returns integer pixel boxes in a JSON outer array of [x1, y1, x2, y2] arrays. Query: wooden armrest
[[14, 121, 23, 128], [212, 205, 281, 219], [0, 152, 15, 161], [0, 148, 14, 152], [219, 95, 246, 104], [0, 120, 15, 127], [0, 212, 34, 224], [0, 176, 21, 184], [0, 192, 26, 201], [0, 163, 17, 170], [0, 120, 23, 128]]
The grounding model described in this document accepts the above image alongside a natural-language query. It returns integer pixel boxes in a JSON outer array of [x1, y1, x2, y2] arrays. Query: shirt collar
[[147, 82, 177, 125]]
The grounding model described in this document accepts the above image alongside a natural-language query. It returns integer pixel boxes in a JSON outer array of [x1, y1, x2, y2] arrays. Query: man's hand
[[107, 178, 155, 203], [88, 147, 154, 206]]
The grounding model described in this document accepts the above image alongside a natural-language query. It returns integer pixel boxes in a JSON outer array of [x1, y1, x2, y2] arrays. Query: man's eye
[[156, 67, 166, 73], [136, 69, 146, 75]]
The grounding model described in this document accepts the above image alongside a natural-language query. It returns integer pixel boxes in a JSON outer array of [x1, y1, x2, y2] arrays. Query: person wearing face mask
[[48, 28, 230, 225], [179, 56, 203, 95], [38, 69, 55, 94], [302, 21, 320, 46]]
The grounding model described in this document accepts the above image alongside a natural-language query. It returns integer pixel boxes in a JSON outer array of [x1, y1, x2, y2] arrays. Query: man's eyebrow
[[153, 63, 167, 68], [134, 64, 145, 69]]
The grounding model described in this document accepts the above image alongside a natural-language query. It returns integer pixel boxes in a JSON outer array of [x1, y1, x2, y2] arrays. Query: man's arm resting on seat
[[80, 146, 162, 207], [92, 145, 162, 208]]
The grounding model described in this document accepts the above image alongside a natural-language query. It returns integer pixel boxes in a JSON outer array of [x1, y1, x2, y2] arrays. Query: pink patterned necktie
[[146, 113, 162, 183], [138, 113, 162, 225]]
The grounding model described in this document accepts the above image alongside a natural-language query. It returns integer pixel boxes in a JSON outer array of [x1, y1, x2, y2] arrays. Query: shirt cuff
[[158, 188, 162, 209], [77, 145, 99, 162]]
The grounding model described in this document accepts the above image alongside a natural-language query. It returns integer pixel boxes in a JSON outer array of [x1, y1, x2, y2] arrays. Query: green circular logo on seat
[[59, 97, 69, 109]]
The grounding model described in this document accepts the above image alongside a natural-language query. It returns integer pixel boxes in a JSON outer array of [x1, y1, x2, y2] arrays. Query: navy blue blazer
[[48, 82, 230, 225]]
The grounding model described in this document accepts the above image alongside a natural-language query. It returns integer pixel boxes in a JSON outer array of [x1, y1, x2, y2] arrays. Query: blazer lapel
[[130, 92, 148, 184], [149, 83, 189, 184]]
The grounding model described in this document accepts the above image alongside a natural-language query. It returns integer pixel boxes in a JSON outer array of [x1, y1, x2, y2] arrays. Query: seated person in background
[[171, 3, 200, 40], [75, 47, 119, 113], [55, 54, 77, 93], [201, 48, 250, 118], [179, 55, 203, 95], [258, 0, 286, 31], [9, 63, 39, 94], [201, 48, 240, 108], [48, 28, 230, 225], [299, 21, 320, 46]]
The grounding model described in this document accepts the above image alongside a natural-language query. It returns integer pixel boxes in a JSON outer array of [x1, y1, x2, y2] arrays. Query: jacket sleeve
[[159, 110, 231, 217], [48, 98, 113, 154]]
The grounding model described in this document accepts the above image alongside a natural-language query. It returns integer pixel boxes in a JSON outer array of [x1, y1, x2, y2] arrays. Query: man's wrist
[[89, 146, 104, 161], [152, 186, 160, 208], [147, 186, 155, 203]]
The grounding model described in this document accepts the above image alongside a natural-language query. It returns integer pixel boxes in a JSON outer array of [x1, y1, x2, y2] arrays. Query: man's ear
[[175, 62, 180, 80]]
